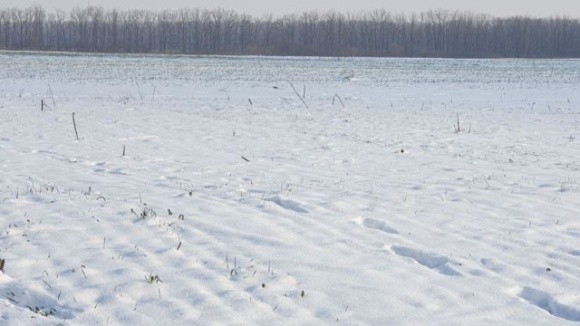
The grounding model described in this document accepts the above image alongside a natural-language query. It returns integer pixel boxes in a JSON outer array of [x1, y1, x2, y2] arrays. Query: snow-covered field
[[0, 53, 579, 324]]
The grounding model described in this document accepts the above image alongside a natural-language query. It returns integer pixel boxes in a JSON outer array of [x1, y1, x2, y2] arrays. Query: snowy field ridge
[[0, 53, 579, 324]]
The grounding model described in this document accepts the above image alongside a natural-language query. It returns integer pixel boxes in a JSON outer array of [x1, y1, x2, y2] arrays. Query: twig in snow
[[454, 113, 461, 133], [72, 112, 80, 141], [333, 94, 346, 108], [48, 84, 56, 107], [136, 80, 143, 101], [4, 295, 18, 304], [288, 81, 309, 109], [42, 280, 52, 289]]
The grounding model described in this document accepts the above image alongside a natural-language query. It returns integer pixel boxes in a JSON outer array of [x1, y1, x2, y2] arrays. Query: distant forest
[[1, 6, 579, 58]]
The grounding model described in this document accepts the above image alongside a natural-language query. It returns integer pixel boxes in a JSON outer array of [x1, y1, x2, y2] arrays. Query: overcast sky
[[3, 0, 580, 18]]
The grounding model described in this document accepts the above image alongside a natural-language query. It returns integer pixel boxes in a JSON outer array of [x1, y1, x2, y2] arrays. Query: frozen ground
[[0, 53, 579, 324]]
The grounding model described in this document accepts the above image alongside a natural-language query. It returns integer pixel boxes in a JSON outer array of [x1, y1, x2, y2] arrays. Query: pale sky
[[3, 0, 580, 18]]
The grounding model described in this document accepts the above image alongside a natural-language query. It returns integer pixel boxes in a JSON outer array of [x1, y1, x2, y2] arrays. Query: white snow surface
[[0, 53, 579, 325]]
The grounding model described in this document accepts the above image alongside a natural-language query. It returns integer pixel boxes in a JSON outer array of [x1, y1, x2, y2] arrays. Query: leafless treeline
[[1, 6, 579, 57]]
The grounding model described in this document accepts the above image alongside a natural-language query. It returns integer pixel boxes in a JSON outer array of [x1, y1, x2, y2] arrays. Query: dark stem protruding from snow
[[72, 112, 79, 141]]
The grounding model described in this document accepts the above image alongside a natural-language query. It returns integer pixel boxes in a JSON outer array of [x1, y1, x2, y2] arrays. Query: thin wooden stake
[[122, 144, 126, 157], [72, 112, 79, 141]]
